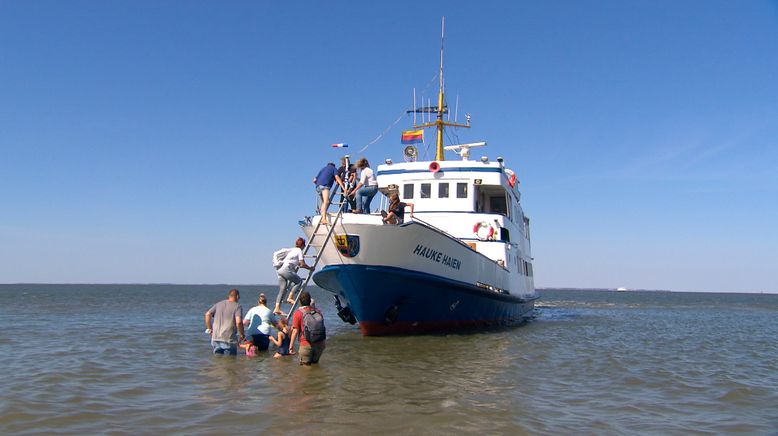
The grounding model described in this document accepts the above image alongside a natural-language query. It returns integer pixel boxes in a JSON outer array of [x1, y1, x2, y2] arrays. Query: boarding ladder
[[285, 184, 349, 315]]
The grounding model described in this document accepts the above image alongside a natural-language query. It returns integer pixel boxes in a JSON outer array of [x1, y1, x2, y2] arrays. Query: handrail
[[289, 183, 347, 317], [404, 216, 510, 271], [405, 215, 474, 251]]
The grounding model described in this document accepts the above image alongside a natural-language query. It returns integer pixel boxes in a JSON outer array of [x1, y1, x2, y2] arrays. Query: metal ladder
[[285, 185, 348, 315]]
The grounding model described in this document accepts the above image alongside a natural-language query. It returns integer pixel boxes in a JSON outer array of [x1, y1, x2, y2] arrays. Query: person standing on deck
[[273, 237, 314, 315], [313, 162, 337, 225], [204, 288, 245, 355], [335, 157, 356, 212], [351, 158, 378, 214]]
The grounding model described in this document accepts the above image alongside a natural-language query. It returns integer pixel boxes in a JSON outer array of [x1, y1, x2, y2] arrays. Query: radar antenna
[[443, 142, 486, 161]]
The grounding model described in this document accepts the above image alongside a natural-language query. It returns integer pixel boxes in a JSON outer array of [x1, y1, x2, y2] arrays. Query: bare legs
[[319, 188, 330, 225]]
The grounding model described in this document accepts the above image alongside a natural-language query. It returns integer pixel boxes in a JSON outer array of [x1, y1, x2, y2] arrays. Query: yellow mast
[[414, 17, 470, 161]]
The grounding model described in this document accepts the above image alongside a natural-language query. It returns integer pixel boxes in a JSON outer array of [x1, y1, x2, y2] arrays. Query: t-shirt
[[207, 299, 243, 343], [390, 202, 408, 223], [244, 305, 277, 336], [281, 247, 303, 270], [315, 164, 337, 188], [337, 164, 355, 187], [359, 167, 377, 186], [292, 306, 322, 347]]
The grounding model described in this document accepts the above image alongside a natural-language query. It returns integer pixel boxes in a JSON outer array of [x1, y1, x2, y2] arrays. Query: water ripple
[[1, 286, 778, 433]]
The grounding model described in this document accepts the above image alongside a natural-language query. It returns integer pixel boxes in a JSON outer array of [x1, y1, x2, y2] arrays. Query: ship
[[301, 20, 537, 335]]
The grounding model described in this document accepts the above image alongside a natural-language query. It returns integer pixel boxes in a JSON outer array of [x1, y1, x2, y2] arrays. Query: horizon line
[[1, 283, 775, 295]]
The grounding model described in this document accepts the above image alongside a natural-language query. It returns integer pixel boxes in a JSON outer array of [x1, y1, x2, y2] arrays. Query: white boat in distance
[[302, 21, 537, 335]]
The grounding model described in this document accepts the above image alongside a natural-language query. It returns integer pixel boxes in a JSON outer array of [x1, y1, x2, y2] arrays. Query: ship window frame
[[438, 182, 449, 198], [489, 195, 508, 216], [403, 183, 414, 199], [420, 183, 431, 199], [456, 182, 468, 198]]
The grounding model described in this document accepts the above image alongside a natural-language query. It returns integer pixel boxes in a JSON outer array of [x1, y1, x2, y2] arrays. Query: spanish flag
[[401, 129, 424, 144]]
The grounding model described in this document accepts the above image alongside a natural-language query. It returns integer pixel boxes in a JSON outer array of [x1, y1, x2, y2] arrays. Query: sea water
[[1, 285, 777, 434]]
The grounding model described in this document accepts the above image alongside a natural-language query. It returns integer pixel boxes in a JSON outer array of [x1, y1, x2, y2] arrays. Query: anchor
[[333, 295, 357, 325]]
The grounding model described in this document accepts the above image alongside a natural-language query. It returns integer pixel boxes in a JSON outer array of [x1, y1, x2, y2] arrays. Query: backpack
[[302, 308, 326, 343], [272, 248, 292, 270]]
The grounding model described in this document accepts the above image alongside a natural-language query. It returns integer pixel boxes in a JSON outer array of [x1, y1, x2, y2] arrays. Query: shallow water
[[1, 285, 777, 434]]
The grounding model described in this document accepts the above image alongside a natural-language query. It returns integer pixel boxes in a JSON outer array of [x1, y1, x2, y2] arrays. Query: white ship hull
[[303, 214, 536, 335]]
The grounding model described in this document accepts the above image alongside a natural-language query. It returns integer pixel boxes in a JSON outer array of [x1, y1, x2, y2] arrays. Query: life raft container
[[473, 221, 497, 241]]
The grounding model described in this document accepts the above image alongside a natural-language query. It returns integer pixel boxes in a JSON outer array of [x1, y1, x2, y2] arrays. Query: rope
[[357, 111, 406, 153], [357, 72, 440, 154]]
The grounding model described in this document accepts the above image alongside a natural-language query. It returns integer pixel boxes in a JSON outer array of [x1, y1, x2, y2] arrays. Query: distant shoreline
[[1, 283, 775, 295]]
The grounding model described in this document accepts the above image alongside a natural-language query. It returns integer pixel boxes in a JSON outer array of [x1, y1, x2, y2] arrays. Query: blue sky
[[1, 1, 776, 292]]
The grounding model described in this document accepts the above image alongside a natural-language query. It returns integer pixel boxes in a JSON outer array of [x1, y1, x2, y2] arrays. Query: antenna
[[409, 17, 471, 161], [413, 88, 417, 126], [440, 16, 445, 97], [455, 94, 459, 123]]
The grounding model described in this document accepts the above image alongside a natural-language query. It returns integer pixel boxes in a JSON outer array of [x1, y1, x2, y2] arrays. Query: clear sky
[[1, 1, 776, 292]]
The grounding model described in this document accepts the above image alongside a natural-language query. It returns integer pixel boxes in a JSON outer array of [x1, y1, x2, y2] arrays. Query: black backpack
[[302, 308, 326, 343]]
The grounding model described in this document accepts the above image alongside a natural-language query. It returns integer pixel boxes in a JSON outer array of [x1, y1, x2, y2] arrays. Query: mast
[[436, 17, 445, 161], [413, 17, 470, 161]]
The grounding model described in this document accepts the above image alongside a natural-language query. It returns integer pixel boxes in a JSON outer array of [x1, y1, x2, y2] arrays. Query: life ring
[[472, 221, 496, 241], [505, 168, 518, 188]]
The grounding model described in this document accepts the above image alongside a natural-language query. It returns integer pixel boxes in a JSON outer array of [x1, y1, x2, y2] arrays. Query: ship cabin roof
[[375, 159, 522, 219]]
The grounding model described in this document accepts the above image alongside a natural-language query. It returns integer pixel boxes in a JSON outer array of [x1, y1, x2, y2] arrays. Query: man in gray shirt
[[204, 288, 245, 355]]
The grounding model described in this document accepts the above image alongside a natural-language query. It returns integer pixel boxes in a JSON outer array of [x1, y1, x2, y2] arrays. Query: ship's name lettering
[[412, 244, 461, 270]]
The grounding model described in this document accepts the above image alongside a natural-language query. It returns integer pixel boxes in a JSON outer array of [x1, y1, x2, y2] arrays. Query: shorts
[[316, 185, 330, 195], [250, 334, 270, 351], [211, 340, 237, 356], [299, 341, 326, 365]]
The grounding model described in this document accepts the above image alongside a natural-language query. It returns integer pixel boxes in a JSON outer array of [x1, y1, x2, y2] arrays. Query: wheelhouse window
[[475, 185, 510, 217], [403, 183, 414, 199], [489, 195, 507, 215], [420, 183, 431, 198], [438, 182, 449, 198], [456, 183, 468, 198]]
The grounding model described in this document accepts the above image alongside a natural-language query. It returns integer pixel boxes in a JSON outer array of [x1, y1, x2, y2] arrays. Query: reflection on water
[[1, 285, 777, 434]]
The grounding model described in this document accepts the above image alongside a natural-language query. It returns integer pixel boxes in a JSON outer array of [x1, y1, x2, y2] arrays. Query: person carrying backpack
[[273, 237, 314, 315], [289, 290, 326, 365]]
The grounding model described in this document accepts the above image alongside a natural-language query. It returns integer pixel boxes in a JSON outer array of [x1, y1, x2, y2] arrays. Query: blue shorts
[[211, 340, 237, 355], [316, 185, 330, 194], [250, 334, 270, 351]]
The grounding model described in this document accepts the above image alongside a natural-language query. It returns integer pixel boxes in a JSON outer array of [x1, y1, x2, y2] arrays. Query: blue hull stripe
[[313, 264, 535, 335], [377, 167, 503, 176]]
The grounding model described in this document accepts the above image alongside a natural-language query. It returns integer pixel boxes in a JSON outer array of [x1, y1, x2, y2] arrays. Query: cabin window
[[403, 184, 414, 199], [456, 183, 468, 198], [490, 195, 507, 216], [438, 183, 449, 198], [524, 217, 531, 241], [420, 183, 431, 199]]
